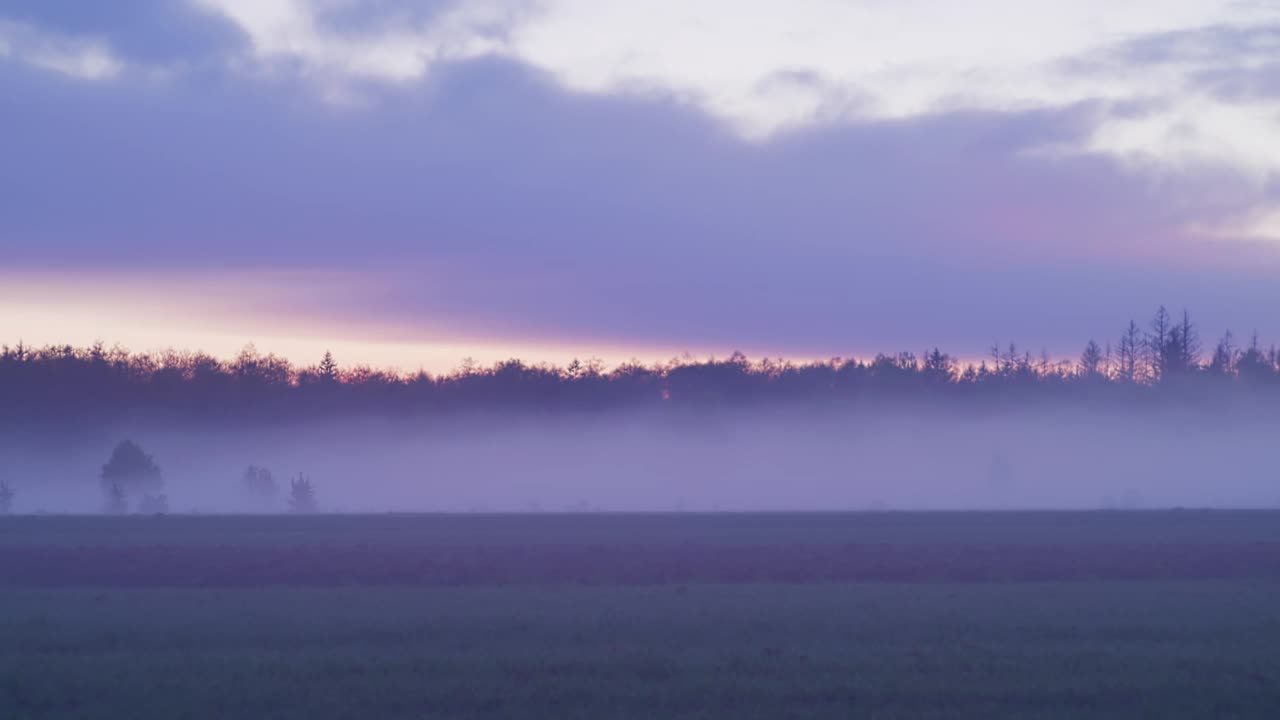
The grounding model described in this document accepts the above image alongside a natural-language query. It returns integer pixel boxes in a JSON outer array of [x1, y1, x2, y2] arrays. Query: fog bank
[[4, 405, 1277, 515]]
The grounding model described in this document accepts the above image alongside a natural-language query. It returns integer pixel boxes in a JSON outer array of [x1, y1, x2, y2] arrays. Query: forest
[[3, 306, 1279, 424]]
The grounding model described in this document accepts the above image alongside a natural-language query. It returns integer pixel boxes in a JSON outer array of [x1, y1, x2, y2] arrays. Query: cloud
[[0, 19, 123, 80], [4, 50, 1279, 357], [12, 1, 1279, 174], [0, 0, 244, 65], [172, 0, 1280, 187], [4, 1, 1280, 360], [1060, 22, 1280, 179], [191, 0, 524, 99]]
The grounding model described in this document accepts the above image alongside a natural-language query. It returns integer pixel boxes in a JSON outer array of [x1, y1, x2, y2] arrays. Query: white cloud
[[504, 0, 1280, 181], [1192, 202, 1280, 243], [194, 0, 514, 87], [191, 0, 1280, 183], [0, 20, 123, 80]]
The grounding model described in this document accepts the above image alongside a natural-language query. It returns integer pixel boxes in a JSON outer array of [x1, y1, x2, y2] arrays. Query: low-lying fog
[[4, 407, 1278, 513]]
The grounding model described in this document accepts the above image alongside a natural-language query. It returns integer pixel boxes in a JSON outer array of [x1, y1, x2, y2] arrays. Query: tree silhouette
[[0, 480, 14, 514], [242, 465, 278, 499], [101, 441, 163, 504], [922, 348, 955, 384], [1116, 320, 1143, 383], [1147, 306, 1173, 382], [0, 306, 1277, 426], [1237, 332, 1273, 383], [318, 352, 339, 383], [1177, 309, 1202, 371], [1208, 330, 1236, 376], [1079, 340, 1105, 378], [288, 473, 317, 514]]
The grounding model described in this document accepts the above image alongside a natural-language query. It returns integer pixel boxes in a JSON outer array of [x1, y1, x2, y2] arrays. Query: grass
[[2, 512, 1280, 718]]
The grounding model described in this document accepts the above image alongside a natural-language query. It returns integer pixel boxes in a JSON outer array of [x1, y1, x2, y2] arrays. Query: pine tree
[[318, 351, 339, 383]]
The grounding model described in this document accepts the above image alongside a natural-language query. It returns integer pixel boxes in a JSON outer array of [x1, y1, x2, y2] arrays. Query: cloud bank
[[2, 1, 1279, 365]]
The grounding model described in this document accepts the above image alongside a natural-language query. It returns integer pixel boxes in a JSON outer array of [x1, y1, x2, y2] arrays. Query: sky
[[2, 0, 1279, 371]]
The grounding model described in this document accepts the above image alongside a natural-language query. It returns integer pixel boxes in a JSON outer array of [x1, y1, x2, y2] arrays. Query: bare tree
[[1146, 306, 1202, 380], [1117, 320, 1142, 383], [1079, 340, 1105, 378], [1178, 309, 1202, 371], [1147, 306, 1173, 382]]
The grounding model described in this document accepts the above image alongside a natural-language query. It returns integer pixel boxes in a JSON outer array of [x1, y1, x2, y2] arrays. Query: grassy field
[[2, 512, 1280, 718]]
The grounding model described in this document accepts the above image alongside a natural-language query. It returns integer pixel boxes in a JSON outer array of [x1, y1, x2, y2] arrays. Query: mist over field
[[7, 404, 1278, 514]]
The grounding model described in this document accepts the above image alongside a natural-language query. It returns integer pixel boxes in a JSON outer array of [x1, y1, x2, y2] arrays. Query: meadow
[[2, 512, 1280, 718]]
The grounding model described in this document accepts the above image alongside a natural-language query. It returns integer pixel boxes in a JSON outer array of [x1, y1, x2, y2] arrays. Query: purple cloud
[[2, 10, 1280, 361]]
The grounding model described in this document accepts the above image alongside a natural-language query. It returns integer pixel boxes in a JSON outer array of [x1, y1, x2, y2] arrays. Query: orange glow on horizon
[[0, 271, 1015, 373], [0, 272, 719, 373]]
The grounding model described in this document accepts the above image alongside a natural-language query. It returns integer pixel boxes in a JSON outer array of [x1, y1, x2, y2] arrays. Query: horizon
[[2, 306, 1273, 377]]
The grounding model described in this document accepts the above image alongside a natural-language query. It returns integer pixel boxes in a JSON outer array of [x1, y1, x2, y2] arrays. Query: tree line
[[3, 306, 1279, 423]]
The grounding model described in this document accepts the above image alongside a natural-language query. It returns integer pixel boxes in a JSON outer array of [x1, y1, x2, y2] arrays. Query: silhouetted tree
[[1177, 309, 1202, 371], [1147, 306, 1173, 381], [922, 348, 954, 384], [288, 473, 317, 513], [242, 465, 278, 499], [1079, 340, 1105, 378], [101, 441, 163, 505], [1237, 332, 1273, 383], [1116, 320, 1143, 383], [566, 358, 584, 379], [1161, 309, 1200, 379], [0, 480, 13, 514], [1145, 307, 1202, 381], [1208, 330, 1236, 376], [318, 352, 339, 383]]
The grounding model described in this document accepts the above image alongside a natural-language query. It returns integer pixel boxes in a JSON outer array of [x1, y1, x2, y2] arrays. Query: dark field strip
[[5, 583, 1280, 719], [5, 542, 1280, 587], [5, 510, 1280, 548]]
